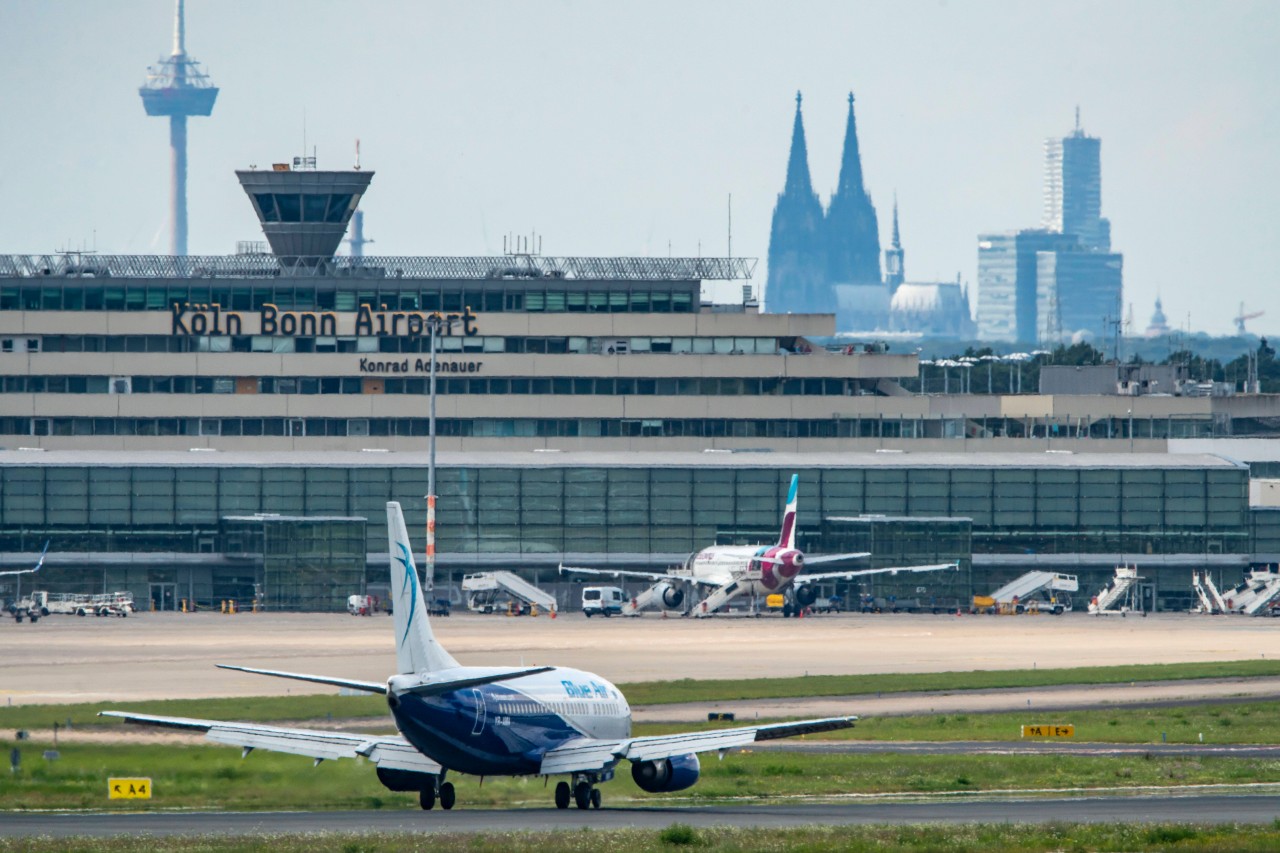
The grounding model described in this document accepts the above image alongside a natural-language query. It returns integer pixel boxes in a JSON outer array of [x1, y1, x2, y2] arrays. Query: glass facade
[[0, 459, 1252, 558]]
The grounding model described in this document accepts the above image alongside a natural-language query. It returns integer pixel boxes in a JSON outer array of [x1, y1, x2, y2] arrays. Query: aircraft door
[[470, 688, 487, 736]]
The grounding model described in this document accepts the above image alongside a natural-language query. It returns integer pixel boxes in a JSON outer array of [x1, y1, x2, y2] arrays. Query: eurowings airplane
[[102, 502, 856, 811], [0, 540, 49, 577], [561, 475, 957, 617]]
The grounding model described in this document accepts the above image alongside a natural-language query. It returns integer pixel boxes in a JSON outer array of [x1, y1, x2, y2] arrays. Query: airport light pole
[[425, 316, 439, 596]]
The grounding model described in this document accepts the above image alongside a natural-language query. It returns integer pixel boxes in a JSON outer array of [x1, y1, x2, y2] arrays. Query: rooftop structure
[[237, 165, 375, 264], [138, 0, 218, 256]]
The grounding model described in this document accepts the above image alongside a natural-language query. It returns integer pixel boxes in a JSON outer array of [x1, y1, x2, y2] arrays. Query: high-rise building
[[1035, 249, 1124, 343], [764, 93, 828, 315], [978, 112, 1123, 344], [1042, 109, 1110, 251], [976, 230, 1077, 343]]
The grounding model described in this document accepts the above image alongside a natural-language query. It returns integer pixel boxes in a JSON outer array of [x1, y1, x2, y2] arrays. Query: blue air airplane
[[103, 502, 856, 811]]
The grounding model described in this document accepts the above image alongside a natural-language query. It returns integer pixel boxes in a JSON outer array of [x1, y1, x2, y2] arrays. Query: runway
[[755, 740, 1280, 759], [4, 794, 1279, 837]]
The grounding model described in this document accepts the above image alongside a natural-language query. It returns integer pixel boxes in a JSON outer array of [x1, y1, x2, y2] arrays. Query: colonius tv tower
[[138, 0, 218, 256]]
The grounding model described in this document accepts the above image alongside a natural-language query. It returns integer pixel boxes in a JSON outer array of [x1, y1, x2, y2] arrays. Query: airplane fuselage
[[687, 545, 805, 597], [387, 666, 630, 777]]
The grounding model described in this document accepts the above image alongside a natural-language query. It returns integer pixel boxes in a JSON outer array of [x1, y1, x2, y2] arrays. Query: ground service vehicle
[[582, 586, 625, 617]]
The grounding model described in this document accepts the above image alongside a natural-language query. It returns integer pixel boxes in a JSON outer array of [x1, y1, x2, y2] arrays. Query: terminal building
[[3, 163, 1280, 612]]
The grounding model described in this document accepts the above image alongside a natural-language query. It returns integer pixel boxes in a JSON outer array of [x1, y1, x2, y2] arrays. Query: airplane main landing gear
[[554, 780, 571, 809], [419, 776, 456, 810], [574, 781, 592, 810]]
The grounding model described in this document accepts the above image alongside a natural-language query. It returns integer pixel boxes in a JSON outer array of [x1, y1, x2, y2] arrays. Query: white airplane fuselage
[[684, 544, 805, 597]]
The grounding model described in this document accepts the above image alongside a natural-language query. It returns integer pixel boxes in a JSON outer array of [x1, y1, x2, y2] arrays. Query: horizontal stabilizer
[[402, 666, 555, 697], [802, 551, 872, 566], [216, 664, 386, 695]]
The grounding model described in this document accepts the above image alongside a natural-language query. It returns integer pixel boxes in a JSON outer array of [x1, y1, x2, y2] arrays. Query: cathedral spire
[[835, 92, 866, 196], [884, 192, 904, 292], [891, 192, 901, 249], [783, 90, 815, 197]]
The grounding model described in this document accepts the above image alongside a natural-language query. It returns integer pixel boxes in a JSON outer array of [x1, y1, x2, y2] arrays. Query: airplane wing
[[98, 711, 441, 773], [800, 551, 871, 566], [539, 715, 856, 775], [558, 564, 726, 587], [0, 540, 49, 577], [795, 561, 959, 584]]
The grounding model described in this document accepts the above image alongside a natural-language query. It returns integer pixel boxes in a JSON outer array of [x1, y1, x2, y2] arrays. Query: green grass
[[7, 825, 1280, 853], [6, 658, 1279, 733], [632, 699, 1280, 745], [0, 694, 389, 733], [617, 658, 1280, 706], [3, 738, 1279, 812]]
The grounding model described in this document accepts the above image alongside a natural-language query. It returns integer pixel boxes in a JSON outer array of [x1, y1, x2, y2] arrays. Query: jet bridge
[[460, 571, 557, 615]]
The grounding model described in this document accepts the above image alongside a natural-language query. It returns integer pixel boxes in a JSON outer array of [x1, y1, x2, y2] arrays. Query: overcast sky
[[1, 1, 1276, 335]]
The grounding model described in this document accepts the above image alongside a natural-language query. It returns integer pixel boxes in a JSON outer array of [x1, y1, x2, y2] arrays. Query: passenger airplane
[[561, 475, 956, 616], [0, 540, 49, 577], [102, 502, 856, 811]]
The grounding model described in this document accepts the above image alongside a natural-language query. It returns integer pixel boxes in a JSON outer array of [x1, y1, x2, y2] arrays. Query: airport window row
[[7, 334, 784, 355], [3, 375, 856, 397], [0, 284, 700, 313], [0, 414, 1224, 440]]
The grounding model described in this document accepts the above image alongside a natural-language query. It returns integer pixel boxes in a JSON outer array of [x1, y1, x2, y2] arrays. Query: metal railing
[[0, 254, 757, 282]]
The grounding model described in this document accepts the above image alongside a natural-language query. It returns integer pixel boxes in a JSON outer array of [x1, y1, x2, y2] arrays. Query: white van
[[581, 586, 625, 617]]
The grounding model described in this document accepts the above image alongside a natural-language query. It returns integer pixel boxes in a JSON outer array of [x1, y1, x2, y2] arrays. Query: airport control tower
[[138, 0, 218, 256]]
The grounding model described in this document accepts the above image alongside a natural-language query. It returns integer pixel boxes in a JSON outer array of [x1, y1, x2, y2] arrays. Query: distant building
[[1036, 248, 1124, 343], [765, 92, 882, 324], [1146, 296, 1172, 337], [882, 200, 974, 337], [764, 93, 829, 315], [976, 230, 1076, 343], [977, 112, 1123, 344], [1042, 110, 1112, 252], [825, 93, 883, 293]]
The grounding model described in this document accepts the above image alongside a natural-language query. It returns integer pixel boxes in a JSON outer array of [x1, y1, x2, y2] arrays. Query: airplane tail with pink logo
[[777, 474, 799, 550]]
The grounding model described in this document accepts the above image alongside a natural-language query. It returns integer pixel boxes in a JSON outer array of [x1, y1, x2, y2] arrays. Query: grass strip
[[633, 698, 1280, 745], [5, 824, 1280, 853], [618, 658, 1280, 706], [3, 739, 1279, 812], [6, 659, 1280, 732]]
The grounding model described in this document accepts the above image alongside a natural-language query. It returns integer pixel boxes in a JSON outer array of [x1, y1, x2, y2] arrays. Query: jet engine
[[794, 585, 819, 607], [630, 753, 700, 793], [376, 766, 437, 792], [657, 582, 684, 609]]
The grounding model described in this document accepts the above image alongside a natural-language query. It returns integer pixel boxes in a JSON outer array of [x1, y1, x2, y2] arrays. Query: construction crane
[[1234, 302, 1265, 335]]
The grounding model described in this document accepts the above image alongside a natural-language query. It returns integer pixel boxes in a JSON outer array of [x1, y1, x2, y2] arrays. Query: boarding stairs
[[1223, 570, 1280, 616], [1088, 565, 1141, 614], [461, 571, 557, 614], [691, 579, 746, 618], [988, 571, 1078, 606], [1191, 572, 1221, 614], [1242, 572, 1280, 615]]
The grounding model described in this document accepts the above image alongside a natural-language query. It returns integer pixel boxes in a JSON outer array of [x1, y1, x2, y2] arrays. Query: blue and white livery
[[103, 503, 856, 811]]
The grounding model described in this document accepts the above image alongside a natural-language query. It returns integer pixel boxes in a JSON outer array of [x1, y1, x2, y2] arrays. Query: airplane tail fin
[[387, 501, 459, 675], [777, 474, 799, 550]]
